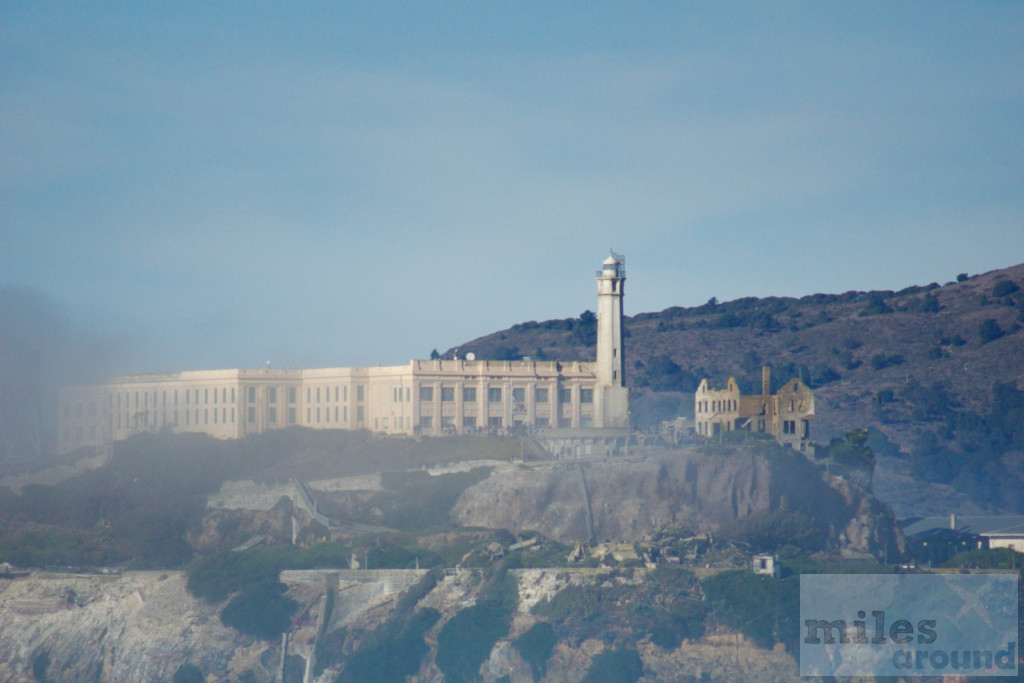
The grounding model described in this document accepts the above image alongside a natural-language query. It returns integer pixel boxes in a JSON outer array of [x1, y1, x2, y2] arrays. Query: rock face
[[454, 447, 901, 555], [0, 571, 275, 683]]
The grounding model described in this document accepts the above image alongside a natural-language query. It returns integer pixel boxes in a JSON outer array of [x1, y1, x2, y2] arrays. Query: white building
[[58, 254, 631, 454]]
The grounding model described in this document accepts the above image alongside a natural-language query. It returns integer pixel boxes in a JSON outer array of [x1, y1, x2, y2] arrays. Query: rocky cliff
[[453, 445, 901, 557], [0, 571, 276, 683]]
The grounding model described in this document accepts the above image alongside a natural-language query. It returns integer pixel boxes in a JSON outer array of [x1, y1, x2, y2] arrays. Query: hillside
[[447, 262, 1024, 515]]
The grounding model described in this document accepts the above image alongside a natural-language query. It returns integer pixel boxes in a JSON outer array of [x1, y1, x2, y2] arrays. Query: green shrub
[[979, 318, 1004, 343], [513, 622, 557, 680], [187, 542, 351, 603], [336, 608, 439, 683], [649, 599, 706, 649], [702, 570, 799, 652], [220, 580, 298, 640], [173, 664, 204, 683], [993, 280, 1020, 298], [436, 566, 518, 683], [32, 650, 51, 681], [581, 648, 643, 683]]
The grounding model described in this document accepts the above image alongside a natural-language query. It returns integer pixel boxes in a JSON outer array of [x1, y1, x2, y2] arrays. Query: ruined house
[[694, 366, 814, 453]]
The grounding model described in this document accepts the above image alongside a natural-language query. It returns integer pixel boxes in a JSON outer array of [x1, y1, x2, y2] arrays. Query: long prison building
[[58, 253, 630, 454]]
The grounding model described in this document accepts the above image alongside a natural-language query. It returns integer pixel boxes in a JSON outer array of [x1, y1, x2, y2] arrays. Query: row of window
[[418, 415, 589, 430], [306, 385, 364, 404], [697, 398, 737, 414], [417, 386, 594, 404]]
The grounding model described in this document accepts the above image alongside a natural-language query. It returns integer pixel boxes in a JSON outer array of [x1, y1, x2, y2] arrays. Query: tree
[[979, 319, 1004, 344], [429, 349, 440, 360], [573, 310, 597, 347], [992, 280, 1020, 298]]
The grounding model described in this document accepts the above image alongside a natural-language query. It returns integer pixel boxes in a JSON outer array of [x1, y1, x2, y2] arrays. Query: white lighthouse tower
[[594, 251, 629, 429]]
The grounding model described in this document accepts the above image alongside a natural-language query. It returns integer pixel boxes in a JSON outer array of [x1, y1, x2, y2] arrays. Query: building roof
[[901, 515, 1024, 538]]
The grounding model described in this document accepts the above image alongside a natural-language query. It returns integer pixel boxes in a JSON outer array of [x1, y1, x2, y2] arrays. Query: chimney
[[762, 366, 771, 398], [950, 514, 956, 531]]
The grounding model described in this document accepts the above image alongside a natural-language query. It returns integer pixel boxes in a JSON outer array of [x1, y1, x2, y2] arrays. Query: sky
[[2, 3, 1022, 374]]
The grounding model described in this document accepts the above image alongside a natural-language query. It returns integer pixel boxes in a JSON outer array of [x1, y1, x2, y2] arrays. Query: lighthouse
[[594, 252, 629, 428]]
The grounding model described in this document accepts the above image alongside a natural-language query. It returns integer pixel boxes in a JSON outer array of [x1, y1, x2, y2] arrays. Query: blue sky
[[2, 3, 1022, 373]]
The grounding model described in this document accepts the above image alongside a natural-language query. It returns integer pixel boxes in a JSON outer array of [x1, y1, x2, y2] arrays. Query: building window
[[463, 416, 476, 429], [269, 387, 277, 403], [248, 407, 256, 424], [213, 389, 218, 404], [442, 416, 455, 427], [289, 387, 296, 404], [185, 412, 189, 425], [204, 409, 209, 424], [357, 386, 364, 402], [213, 409, 218, 424], [535, 388, 549, 403], [420, 386, 434, 401], [316, 407, 321, 423], [357, 406, 364, 421], [307, 387, 311, 402], [288, 407, 296, 424], [421, 416, 432, 429], [512, 388, 525, 403], [335, 406, 339, 422], [463, 387, 477, 402], [343, 406, 347, 421], [535, 417, 549, 429], [441, 387, 455, 402], [559, 388, 572, 404], [488, 387, 502, 403], [231, 408, 235, 423], [335, 387, 339, 402], [231, 387, 236, 402], [580, 388, 594, 404], [248, 387, 256, 402], [317, 387, 322, 403], [343, 386, 348, 401], [204, 389, 209, 404], [269, 407, 277, 424], [174, 390, 178, 406], [382, 417, 389, 430], [581, 416, 593, 427], [488, 416, 503, 428]]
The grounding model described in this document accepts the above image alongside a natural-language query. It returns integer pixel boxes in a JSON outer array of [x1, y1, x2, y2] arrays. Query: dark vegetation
[[0, 430, 517, 568], [172, 664, 205, 683], [908, 382, 1024, 512], [334, 607, 440, 683], [580, 647, 644, 683], [187, 543, 353, 640], [513, 622, 557, 680], [702, 570, 799, 653], [436, 557, 520, 683], [370, 467, 493, 532], [532, 566, 705, 651]]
